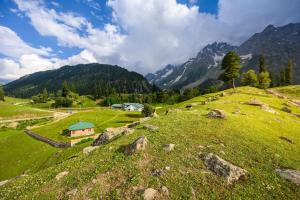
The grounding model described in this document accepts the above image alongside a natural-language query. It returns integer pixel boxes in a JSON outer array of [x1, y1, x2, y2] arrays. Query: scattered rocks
[[55, 171, 69, 180], [282, 106, 292, 113], [161, 186, 169, 195], [66, 188, 77, 196], [246, 99, 265, 107], [163, 143, 175, 151], [143, 188, 158, 200], [276, 168, 300, 185], [125, 136, 148, 154], [208, 109, 227, 119], [151, 169, 164, 177], [143, 124, 159, 132], [204, 153, 247, 184], [165, 166, 171, 171], [83, 146, 99, 154]]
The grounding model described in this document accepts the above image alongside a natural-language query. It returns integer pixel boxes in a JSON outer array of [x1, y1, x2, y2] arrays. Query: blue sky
[[0, 0, 299, 83]]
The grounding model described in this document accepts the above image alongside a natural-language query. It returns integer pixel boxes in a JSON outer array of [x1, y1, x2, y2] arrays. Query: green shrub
[[142, 104, 154, 117]]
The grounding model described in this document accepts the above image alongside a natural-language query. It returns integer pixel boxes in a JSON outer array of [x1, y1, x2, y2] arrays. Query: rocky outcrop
[[246, 99, 265, 107], [208, 109, 227, 119], [125, 136, 148, 154], [276, 168, 300, 185], [204, 153, 247, 184]]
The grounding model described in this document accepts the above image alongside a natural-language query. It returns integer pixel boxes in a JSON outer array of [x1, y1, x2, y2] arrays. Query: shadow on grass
[[126, 114, 143, 118], [61, 129, 69, 136]]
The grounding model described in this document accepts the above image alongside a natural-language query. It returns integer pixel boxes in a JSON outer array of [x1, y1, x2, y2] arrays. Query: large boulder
[[93, 127, 134, 146], [143, 188, 158, 200], [276, 169, 300, 185], [125, 136, 148, 154], [208, 109, 227, 119], [246, 99, 265, 107], [204, 153, 247, 184]]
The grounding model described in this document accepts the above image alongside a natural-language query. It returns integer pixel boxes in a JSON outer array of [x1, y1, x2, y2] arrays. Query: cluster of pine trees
[[219, 52, 294, 90]]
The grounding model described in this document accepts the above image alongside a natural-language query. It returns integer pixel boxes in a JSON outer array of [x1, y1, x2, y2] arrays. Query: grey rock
[[143, 188, 158, 200], [208, 109, 227, 119], [93, 127, 134, 146], [125, 136, 148, 154], [143, 124, 159, 131], [164, 143, 175, 151], [161, 186, 169, 195], [83, 146, 99, 154], [55, 171, 69, 180], [66, 188, 77, 196], [276, 168, 300, 185], [204, 153, 247, 184]]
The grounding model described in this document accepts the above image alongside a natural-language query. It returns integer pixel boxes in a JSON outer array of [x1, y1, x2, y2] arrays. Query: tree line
[[219, 52, 294, 90]]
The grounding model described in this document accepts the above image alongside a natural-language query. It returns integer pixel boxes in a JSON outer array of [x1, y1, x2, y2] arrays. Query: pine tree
[[42, 88, 48, 103], [269, 72, 274, 88], [258, 72, 271, 89], [258, 54, 266, 73], [0, 86, 4, 101], [219, 51, 242, 91], [285, 59, 293, 85], [62, 81, 70, 97], [241, 70, 258, 87], [280, 68, 286, 86]]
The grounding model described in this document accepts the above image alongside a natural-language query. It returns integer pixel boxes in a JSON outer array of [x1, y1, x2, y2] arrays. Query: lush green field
[[272, 85, 300, 99], [0, 97, 51, 120], [32, 108, 141, 142], [0, 128, 57, 181], [1, 87, 299, 199]]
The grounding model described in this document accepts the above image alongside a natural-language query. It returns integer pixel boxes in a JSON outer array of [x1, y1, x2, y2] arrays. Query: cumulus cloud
[[0, 26, 50, 58], [1, 0, 300, 82]]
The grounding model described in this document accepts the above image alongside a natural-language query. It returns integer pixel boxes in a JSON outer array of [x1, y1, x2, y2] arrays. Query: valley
[[0, 86, 299, 199]]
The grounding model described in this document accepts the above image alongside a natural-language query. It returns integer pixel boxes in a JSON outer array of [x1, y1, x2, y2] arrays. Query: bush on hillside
[[142, 104, 155, 117]]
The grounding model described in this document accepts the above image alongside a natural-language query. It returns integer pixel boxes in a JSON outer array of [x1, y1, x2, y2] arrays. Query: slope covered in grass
[[271, 85, 300, 99], [1, 87, 299, 199]]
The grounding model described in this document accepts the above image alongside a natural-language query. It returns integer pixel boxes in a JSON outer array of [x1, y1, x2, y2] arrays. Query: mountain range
[[146, 23, 300, 90], [4, 63, 152, 98]]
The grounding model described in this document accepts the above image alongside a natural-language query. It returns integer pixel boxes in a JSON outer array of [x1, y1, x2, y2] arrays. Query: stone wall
[[24, 129, 70, 148]]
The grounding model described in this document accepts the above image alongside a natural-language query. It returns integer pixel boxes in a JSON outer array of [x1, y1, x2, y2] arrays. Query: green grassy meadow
[[0, 86, 299, 199], [32, 108, 141, 142], [272, 85, 300, 99], [0, 97, 51, 120]]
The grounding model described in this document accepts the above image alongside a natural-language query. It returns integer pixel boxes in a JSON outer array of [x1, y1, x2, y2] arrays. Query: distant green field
[[33, 109, 141, 142], [0, 100, 51, 120]]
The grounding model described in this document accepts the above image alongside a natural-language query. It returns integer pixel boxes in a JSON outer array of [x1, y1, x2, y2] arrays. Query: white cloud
[[0, 26, 50, 58], [1, 0, 299, 82]]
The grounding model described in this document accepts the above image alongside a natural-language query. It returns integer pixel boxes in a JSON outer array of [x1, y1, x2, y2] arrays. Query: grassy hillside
[[0, 87, 300, 199], [271, 85, 300, 99]]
